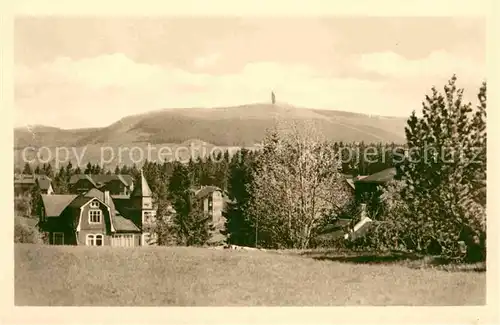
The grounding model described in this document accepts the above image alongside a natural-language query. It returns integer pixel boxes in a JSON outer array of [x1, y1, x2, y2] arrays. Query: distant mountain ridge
[[14, 103, 408, 149]]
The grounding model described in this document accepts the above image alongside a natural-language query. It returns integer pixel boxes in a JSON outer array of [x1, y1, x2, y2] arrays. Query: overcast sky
[[14, 17, 486, 129]]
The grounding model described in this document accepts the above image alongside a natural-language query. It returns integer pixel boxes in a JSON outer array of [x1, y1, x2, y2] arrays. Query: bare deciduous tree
[[249, 121, 352, 249]]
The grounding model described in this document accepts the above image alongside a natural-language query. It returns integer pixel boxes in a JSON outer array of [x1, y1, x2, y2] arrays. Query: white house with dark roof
[[193, 186, 226, 229], [14, 174, 54, 196], [192, 185, 229, 245], [68, 174, 134, 195], [38, 171, 156, 247]]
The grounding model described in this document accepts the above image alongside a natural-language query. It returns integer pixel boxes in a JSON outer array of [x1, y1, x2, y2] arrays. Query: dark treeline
[[17, 141, 405, 193], [14, 76, 486, 263], [17, 141, 403, 246]]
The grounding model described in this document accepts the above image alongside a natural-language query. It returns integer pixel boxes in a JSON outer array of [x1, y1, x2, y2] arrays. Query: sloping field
[[15, 244, 485, 306]]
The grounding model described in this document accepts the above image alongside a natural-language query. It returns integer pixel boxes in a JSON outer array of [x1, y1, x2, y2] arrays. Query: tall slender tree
[[224, 149, 257, 246], [248, 121, 353, 249], [168, 163, 210, 246]]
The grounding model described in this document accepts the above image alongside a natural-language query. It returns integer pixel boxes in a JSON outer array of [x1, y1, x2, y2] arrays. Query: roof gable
[[37, 178, 52, 190], [112, 215, 141, 232], [84, 188, 105, 201], [15, 174, 52, 184], [67, 196, 94, 209], [345, 179, 355, 190], [41, 194, 78, 217], [194, 186, 222, 199], [355, 168, 397, 184], [69, 174, 134, 185], [131, 170, 152, 197]]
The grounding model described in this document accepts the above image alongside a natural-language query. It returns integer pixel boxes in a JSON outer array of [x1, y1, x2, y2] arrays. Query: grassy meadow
[[15, 244, 485, 306]]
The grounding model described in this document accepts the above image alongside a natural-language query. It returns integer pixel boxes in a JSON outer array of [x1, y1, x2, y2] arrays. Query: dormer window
[[90, 200, 99, 208], [142, 211, 155, 224], [89, 209, 102, 223]]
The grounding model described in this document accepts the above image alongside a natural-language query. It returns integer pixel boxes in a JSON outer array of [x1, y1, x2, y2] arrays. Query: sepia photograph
[[5, 1, 495, 318]]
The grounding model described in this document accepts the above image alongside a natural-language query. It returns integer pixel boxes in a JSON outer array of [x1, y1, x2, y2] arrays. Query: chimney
[[104, 190, 110, 205], [360, 203, 368, 220]]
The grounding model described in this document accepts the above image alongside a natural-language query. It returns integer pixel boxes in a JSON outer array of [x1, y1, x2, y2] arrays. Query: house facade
[[353, 167, 398, 217], [194, 186, 226, 228], [192, 186, 228, 244], [38, 171, 156, 247], [68, 174, 134, 195], [14, 174, 54, 196]]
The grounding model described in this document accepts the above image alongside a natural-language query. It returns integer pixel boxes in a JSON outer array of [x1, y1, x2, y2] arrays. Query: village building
[[37, 171, 156, 247], [14, 174, 54, 196], [68, 174, 134, 195], [190, 185, 230, 244]]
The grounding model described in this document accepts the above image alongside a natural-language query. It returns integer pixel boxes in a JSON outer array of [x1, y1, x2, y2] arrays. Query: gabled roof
[[345, 179, 355, 190], [131, 170, 152, 197], [84, 188, 105, 201], [354, 168, 397, 184], [14, 174, 52, 189], [41, 194, 78, 217], [113, 215, 141, 232], [112, 197, 133, 216], [14, 174, 37, 184], [69, 174, 98, 187], [40, 189, 140, 233], [194, 186, 222, 199], [69, 174, 134, 187], [37, 176, 52, 190], [67, 196, 94, 209], [116, 174, 134, 186], [83, 188, 139, 232]]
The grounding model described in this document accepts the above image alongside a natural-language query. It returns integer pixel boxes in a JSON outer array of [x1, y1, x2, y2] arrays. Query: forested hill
[[14, 103, 407, 148]]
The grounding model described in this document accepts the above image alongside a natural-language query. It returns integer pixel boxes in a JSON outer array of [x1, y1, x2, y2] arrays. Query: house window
[[89, 209, 102, 223], [141, 232, 157, 246], [52, 232, 64, 245], [86, 234, 104, 246], [142, 233, 150, 246], [111, 234, 135, 247], [142, 211, 153, 223], [90, 200, 99, 208]]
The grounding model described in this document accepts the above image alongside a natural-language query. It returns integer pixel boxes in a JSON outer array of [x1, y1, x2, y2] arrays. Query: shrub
[[14, 195, 32, 217], [14, 217, 43, 244], [347, 77, 487, 262]]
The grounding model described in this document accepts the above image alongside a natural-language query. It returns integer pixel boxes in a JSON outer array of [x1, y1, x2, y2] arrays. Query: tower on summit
[[271, 91, 276, 105]]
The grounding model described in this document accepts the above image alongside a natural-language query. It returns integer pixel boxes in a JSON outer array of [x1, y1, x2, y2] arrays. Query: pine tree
[[65, 161, 73, 176], [381, 76, 486, 258], [168, 163, 210, 246], [29, 183, 42, 218], [93, 164, 102, 175], [43, 163, 53, 178], [84, 162, 92, 174], [224, 149, 256, 246], [120, 165, 129, 174], [54, 166, 69, 194], [114, 165, 121, 175], [22, 162, 32, 175], [130, 164, 140, 179]]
